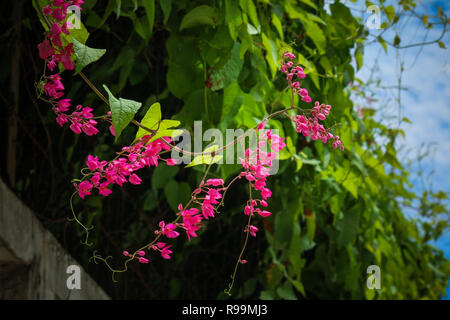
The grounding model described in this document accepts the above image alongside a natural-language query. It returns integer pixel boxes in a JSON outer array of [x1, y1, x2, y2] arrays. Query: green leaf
[[274, 211, 293, 245], [152, 164, 179, 190], [240, 0, 259, 29], [393, 35, 401, 47], [142, 0, 155, 40], [164, 180, 191, 211], [261, 33, 278, 79], [134, 102, 161, 139], [306, 214, 315, 242], [294, 156, 303, 172], [438, 41, 446, 49], [185, 144, 223, 167], [142, 190, 158, 211], [302, 19, 326, 54], [291, 279, 305, 297], [378, 36, 388, 53], [276, 281, 297, 300], [134, 102, 182, 143], [65, 11, 89, 45], [146, 120, 183, 144], [210, 42, 244, 91], [271, 13, 283, 39], [103, 85, 142, 141], [297, 53, 320, 89], [402, 117, 412, 124], [259, 290, 275, 300], [72, 37, 106, 75], [385, 5, 395, 22], [32, 0, 50, 31], [159, 0, 172, 24], [179, 5, 217, 31], [300, 0, 317, 10], [355, 47, 363, 71], [337, 206, 360, 248]]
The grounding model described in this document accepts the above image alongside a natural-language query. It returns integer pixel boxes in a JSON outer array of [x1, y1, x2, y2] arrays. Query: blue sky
[[330, 0, 450, 298]]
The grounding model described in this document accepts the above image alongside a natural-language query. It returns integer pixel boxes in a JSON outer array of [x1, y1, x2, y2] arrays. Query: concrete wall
[[0, 179, 109, 299]]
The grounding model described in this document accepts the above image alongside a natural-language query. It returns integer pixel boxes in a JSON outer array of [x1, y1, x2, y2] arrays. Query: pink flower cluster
[[42, 72, 106, 135], [38, 0, 84, 71], [294, 102, 344, 150], [74, 135, 177, 199], [123, 178, 226, 263], [281, 51, 344, 151], [156, 178, 226, 243], [280, 52, 311, 103], [239, 128, 288, 238], [122, 241, 173, 263], [37, 1, 110, 136]]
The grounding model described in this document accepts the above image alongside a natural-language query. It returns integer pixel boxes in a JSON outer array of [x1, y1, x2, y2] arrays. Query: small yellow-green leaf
[[186, 144, 223, 167]]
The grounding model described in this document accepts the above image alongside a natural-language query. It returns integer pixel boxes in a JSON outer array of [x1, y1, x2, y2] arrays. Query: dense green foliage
[[1, 0, 448, 299]]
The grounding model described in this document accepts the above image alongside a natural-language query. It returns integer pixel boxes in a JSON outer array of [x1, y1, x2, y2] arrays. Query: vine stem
[[224, 180, 254, 296]]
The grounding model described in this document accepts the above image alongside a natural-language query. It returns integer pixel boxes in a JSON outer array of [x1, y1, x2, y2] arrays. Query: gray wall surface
[[0, 179, 109, 299]]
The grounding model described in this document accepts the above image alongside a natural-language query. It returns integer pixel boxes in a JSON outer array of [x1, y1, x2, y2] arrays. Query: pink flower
[[77, 181, 93, 199], [38, 39, 54, 60], [159, 221, 180, 238], [248, 225, 258, 237], [160, 246, 173, 259], [53, 0, 65, 7], [47, 59, 57, 71], [257, 121, 265, 130], [244, 205, 253, 216], [156, 242, 166, 249], [81, 120, 99, 136], [70, 121, 82, 134], [56, 113, 68, 126], [122, 251, 129, 257], [86, 155, 100, 171], [137, 250, 146, 256], [98, 182, 112, 196], [90, 174, 101, 187], [129, 173, 142, 185], [51, 8, 66, 21], [166, 158, 177, 166], [201, 201, 215, 219], [254, 179, 266, 190], [283, 51, 296, 60], [42, 5, 52, 15], [245, 173, 255, 181], [138, 257, 149, 264], [258, 210, 272, 218], [299, 88, 308, 97], [109, 125, 116, 136], [301, 95, 312, 103], [56, 99, 71, 112], [206, 178, 224, 186]]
